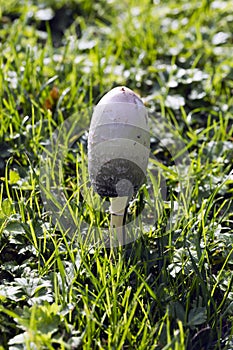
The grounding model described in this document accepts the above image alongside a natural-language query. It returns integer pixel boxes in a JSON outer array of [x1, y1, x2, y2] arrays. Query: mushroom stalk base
[[110, 196, 128, 246]]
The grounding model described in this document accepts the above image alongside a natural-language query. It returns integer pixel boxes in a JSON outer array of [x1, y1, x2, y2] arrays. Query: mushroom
[[88, 86, 150, 245]]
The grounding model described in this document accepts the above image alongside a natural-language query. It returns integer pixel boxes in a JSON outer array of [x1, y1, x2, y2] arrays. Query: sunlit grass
[[0, 0, 233, 349]]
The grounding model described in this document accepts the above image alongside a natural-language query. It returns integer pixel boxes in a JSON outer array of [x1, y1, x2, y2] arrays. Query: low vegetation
[[0, 0, 233, 349]]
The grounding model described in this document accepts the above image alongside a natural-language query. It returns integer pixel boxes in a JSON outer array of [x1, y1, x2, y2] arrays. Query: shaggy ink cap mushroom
[[88, 86, 150, 198]]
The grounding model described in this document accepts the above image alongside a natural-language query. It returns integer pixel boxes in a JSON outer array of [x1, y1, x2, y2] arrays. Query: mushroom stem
[[110, 196, 128, 246]]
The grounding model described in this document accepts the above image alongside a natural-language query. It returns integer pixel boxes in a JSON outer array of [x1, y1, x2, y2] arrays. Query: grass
[[0, 0, 233, 349]]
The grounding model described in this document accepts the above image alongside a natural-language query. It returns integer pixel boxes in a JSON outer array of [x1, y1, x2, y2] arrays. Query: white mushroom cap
[[88, 86, 150, 198], [98, 86, 145, 106]]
